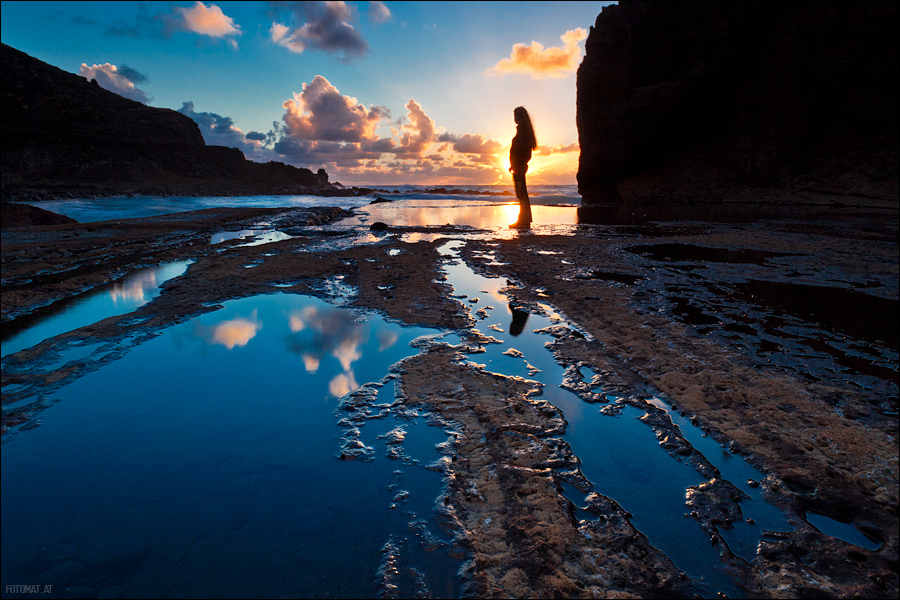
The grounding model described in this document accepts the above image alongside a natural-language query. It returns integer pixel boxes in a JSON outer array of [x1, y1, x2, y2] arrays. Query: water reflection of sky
[[1, 293, 452, 598], [1, 261, 191, 357], [340, 201, 578, 228]]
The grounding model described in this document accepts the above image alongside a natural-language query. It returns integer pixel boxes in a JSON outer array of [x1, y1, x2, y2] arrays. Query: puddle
[[438, 240, 801, 597], [1, 261, 192, 358], [805, 512, 882, 551], [339, 201, 578, 228], [0, 293, 460, 598], [735, 280, 899, 348], [210, 229, 294, 246], [627, 243, 795, 265]]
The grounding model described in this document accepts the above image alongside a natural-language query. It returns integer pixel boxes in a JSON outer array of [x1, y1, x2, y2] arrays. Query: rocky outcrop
[[1, 43, 335, 201], [576, 1, 899, 206], [0, 203, 77, 228]]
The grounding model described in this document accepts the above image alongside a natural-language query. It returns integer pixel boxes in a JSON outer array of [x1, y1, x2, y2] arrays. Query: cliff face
[[576, 1, 899, 205], [1, 43, 333, 201]]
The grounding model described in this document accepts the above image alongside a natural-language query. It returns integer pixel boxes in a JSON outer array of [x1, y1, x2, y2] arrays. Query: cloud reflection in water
[[288, 305, 378, 397], [195, 310, 262, 350]]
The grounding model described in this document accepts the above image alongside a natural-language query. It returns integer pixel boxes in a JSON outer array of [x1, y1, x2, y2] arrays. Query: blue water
[[437, 239, 797, 597], [24, 185, 580, 224], [1, 261, 192, 358], [1, 293, 458, 598], [2, 197, 805, 598], [806, 512, 882, 550]]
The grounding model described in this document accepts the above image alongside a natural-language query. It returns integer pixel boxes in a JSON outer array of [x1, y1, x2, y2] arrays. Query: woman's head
[[513, 106, 537, 150]]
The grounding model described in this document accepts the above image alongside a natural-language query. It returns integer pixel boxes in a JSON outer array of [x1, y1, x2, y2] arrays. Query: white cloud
[[368, 1, 391, 24], [79, 63, 151, 103]]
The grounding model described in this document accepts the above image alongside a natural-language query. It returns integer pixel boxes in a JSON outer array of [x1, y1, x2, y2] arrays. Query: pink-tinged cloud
[[437, 132, 503, 163], [487, 28, 588, 78], [394, 100, 435, 155], [79, 63, 151, 103], [175, 1, 241, 38], [368, 1, 391, 24], [537, 142, 579, 155], [269, 1, 367, 60], [282, 75, 388, 142]]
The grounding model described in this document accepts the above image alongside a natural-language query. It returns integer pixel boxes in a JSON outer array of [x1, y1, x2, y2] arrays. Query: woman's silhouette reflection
[[509, 306, 530, 336], [508, 106, 537, 229]]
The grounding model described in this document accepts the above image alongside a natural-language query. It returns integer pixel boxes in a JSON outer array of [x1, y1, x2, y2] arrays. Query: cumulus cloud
[[487, 28, 587, 78], [282, 75, 388, 142], [537, 142, 579, 155], [176, 76, 507, 184], [438, 132, 504, 163], [368, 1, 391, 24], [174, 1, 241, 37], [269, 1, 368, 60], [79, 63, 151, 103], [394, 100, 435, 155]]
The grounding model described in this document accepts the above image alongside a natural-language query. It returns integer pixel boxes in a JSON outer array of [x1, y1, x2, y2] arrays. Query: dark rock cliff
[[576, 1, 899, 206], [1, 43, 334, 201]]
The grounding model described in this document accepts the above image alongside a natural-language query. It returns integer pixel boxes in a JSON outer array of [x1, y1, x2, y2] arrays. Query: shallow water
[[437, 240, 797, 597], [3, 195, 894, 597], [26, 185, 580, 224], [1, 293, 459, 598], [1, 261, 192, 358]]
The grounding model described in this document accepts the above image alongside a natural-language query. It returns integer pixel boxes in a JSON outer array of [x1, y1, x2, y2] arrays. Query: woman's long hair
[[514, 106, 537, 150]]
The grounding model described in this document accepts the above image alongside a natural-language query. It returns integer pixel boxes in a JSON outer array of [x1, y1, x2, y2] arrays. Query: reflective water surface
[[1, 293, 458, 598], [1, 261, 192, 358]]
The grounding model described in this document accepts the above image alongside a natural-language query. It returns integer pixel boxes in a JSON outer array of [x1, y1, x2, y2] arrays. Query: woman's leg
[[512, 173, 532, 226]]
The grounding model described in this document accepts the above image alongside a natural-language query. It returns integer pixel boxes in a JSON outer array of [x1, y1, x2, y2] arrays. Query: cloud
[[174, 1, 241, 38], [66, 2, 239, 43], [79, 63, 151, 103], [437, 132, 503, 163], [368, 1, 391, 24], [537, 142, 579, 155], [178, 101, 274, 161], [116, 64, 149, 84], [269, 1, 367, 60], [394, 100, 435, 155], [282, 75, 388, 142], [487, 28, 588, 78], [178, 76, 507, 183]]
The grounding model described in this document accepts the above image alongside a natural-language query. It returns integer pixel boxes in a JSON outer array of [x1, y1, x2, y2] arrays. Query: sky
[[1, 1, 614, 185]]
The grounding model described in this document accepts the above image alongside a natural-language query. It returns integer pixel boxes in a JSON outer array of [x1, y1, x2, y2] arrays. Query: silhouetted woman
[[509, 106, 537, 228]]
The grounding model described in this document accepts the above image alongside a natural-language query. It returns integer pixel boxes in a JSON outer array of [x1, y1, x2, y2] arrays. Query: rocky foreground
[[1, 202, 897, 598]]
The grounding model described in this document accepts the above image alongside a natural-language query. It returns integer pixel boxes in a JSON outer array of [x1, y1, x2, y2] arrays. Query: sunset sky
[[1, 1, 614, 185]]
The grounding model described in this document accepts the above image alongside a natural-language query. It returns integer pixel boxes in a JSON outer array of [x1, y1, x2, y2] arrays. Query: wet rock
[[37, 560, 86, 587], [686, 479, 749, 533], [370, 222, 389, 231], [97, 586, 125, 599], [78, 536, 148, 571], [64, 586, 100, 599]]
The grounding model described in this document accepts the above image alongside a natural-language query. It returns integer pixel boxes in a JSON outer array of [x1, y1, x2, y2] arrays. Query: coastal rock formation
[[0, 43, 334, 201], [576, 1, 899, 205]]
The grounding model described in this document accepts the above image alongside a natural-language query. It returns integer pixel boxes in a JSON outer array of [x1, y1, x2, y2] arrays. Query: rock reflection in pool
[[0, 293, 458, 598]]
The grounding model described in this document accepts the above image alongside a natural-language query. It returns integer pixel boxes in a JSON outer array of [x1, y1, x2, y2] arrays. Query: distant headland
[[0, 43, 341, 204]]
